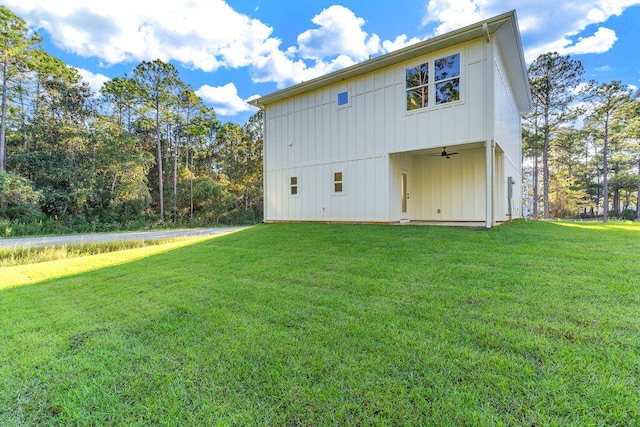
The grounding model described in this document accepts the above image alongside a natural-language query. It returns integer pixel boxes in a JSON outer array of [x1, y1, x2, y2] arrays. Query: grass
[[0, 220, 638, 425], [0, 238, 205, 267]]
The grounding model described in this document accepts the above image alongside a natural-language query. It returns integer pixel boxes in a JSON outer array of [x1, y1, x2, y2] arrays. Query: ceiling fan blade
[[426, 147, 460, 157]]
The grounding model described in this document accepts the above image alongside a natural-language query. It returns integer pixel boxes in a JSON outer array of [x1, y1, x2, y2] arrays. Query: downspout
[[483, 23, 494, 229]]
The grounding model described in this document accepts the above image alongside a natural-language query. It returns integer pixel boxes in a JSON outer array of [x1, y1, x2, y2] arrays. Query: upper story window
[[337, 91, 349, 107], [434, 54, 460, 104], [405, 53, 460, 111], [406, 63, 428, 110]]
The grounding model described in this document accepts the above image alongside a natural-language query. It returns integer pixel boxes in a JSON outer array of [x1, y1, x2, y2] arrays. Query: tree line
[[2, 5, 639, 236], [524, 52, 640, 222], [0, 6, 263, 236]]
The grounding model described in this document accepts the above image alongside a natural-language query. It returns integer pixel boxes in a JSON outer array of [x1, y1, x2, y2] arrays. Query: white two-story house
[[249, 10, 531, 227]]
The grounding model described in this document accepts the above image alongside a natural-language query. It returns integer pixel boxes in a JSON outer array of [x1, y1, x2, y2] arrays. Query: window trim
[[434, 53, 461, 105], [290, 176, 299, 196], [405, 62, 429, 111], [337, 90, 351, 109], [333, 171, 345, 195], [405, 52, 462, 113]]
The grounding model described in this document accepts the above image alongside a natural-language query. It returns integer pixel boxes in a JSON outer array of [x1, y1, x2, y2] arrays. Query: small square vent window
[[337, 91, 349, 106]]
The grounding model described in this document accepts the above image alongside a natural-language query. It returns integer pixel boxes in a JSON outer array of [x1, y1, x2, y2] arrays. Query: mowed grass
[[0, 221, 638, 425], [0, 237, 206, 268]]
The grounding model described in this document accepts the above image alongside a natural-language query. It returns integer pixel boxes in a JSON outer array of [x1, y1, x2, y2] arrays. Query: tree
[[170, 85, 202, 222], [6, 51, 97, 219], [0, 5, 266, 229], [91, 118, 154, 219], [241, 110, 264, 211], [583, 81, 630, 223], [522, 93, 544, 218], [618, 96, 640, 219], [527, 52, 583, 218], [133, 60, 180, 223], [101, 76, 144, 132], [0, 6, 41, 171]]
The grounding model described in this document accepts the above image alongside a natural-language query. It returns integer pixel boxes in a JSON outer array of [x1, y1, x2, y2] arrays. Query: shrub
[[619, 208, 637, 220], [219, 208, 263, 225], [0, 171, 43, 222]]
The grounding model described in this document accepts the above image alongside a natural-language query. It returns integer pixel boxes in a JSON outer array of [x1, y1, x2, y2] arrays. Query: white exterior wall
[[264, 38, 490, 222], [411, 148, 487, 221], [394, 39, 487, 153], [264, 157, 388, 221], [492, 44, 523, 220]]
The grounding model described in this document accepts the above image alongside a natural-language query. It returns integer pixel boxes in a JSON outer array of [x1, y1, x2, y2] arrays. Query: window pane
[[406, 63, 428, 88], [291, 186, 297, 195], [436, 78, 460, 104], [290, 177, 297, 185], [435, 54, 460, 81], [334, 182, 343, 192], [406, 87, 428, 110], [334, 172, 342, 181], [337, 91, 348, 106]]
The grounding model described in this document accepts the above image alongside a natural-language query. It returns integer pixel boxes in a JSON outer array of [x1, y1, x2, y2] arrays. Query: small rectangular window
[[435, 54, 460, 104], [334, 172, 343, 193], [290, 176, 298, 195], [337, 91, 349, 106]]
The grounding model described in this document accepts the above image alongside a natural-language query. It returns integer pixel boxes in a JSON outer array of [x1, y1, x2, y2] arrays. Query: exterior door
[[400, 172, 409, 221]]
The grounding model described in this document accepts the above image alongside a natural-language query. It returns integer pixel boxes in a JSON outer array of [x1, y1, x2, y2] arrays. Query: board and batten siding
[[492, 42, 523, 220], [264, 157, 388, 222], [411, 148, 487, 221], [264, 38, 489, 222]]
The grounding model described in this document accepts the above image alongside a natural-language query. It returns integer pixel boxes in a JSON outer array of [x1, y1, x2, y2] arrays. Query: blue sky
[[3, 0, 640, 124]]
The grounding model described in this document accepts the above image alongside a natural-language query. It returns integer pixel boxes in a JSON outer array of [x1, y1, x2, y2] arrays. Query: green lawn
[[1, 221, 638, 425]]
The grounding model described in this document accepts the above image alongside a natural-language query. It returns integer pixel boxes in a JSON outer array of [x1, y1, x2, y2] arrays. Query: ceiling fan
[[428, 147, 459, 159]]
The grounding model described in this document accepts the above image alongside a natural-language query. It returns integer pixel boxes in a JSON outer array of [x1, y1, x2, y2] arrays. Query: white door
[[400, 171, 409, 221]]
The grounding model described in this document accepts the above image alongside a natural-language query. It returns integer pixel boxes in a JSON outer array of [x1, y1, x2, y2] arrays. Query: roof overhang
[[249, 10, 531, 113]]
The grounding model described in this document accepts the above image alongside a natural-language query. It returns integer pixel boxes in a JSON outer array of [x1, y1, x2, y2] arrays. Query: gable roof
[[249, 10, 531, 113]]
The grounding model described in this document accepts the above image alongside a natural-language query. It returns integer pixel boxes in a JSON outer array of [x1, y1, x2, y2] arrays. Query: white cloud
[[526, 27, 619, 60], [196, 83, 256, 117], [5, 0, 276, 72], [569, 82, 590, 96], [4, 1, 392, 95], [563, 27, 618, 55], [9, 0, 639, 118], [250, 5, 389, 88], [382, 35, 425, 54], [243, 5, 386, 89], [594, 65, 613, 72], [422, 0, 483, 35], [75, 67, 110, 94], [295, 6, 380, 61], [421, 0, 640, 61]]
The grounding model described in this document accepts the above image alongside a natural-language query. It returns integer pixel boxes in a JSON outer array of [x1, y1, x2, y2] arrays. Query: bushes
[[610, 208, 638, 220], [0, 171, 42, 222], [0, 168, 262, 237], [219, 208, 263, 225]]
